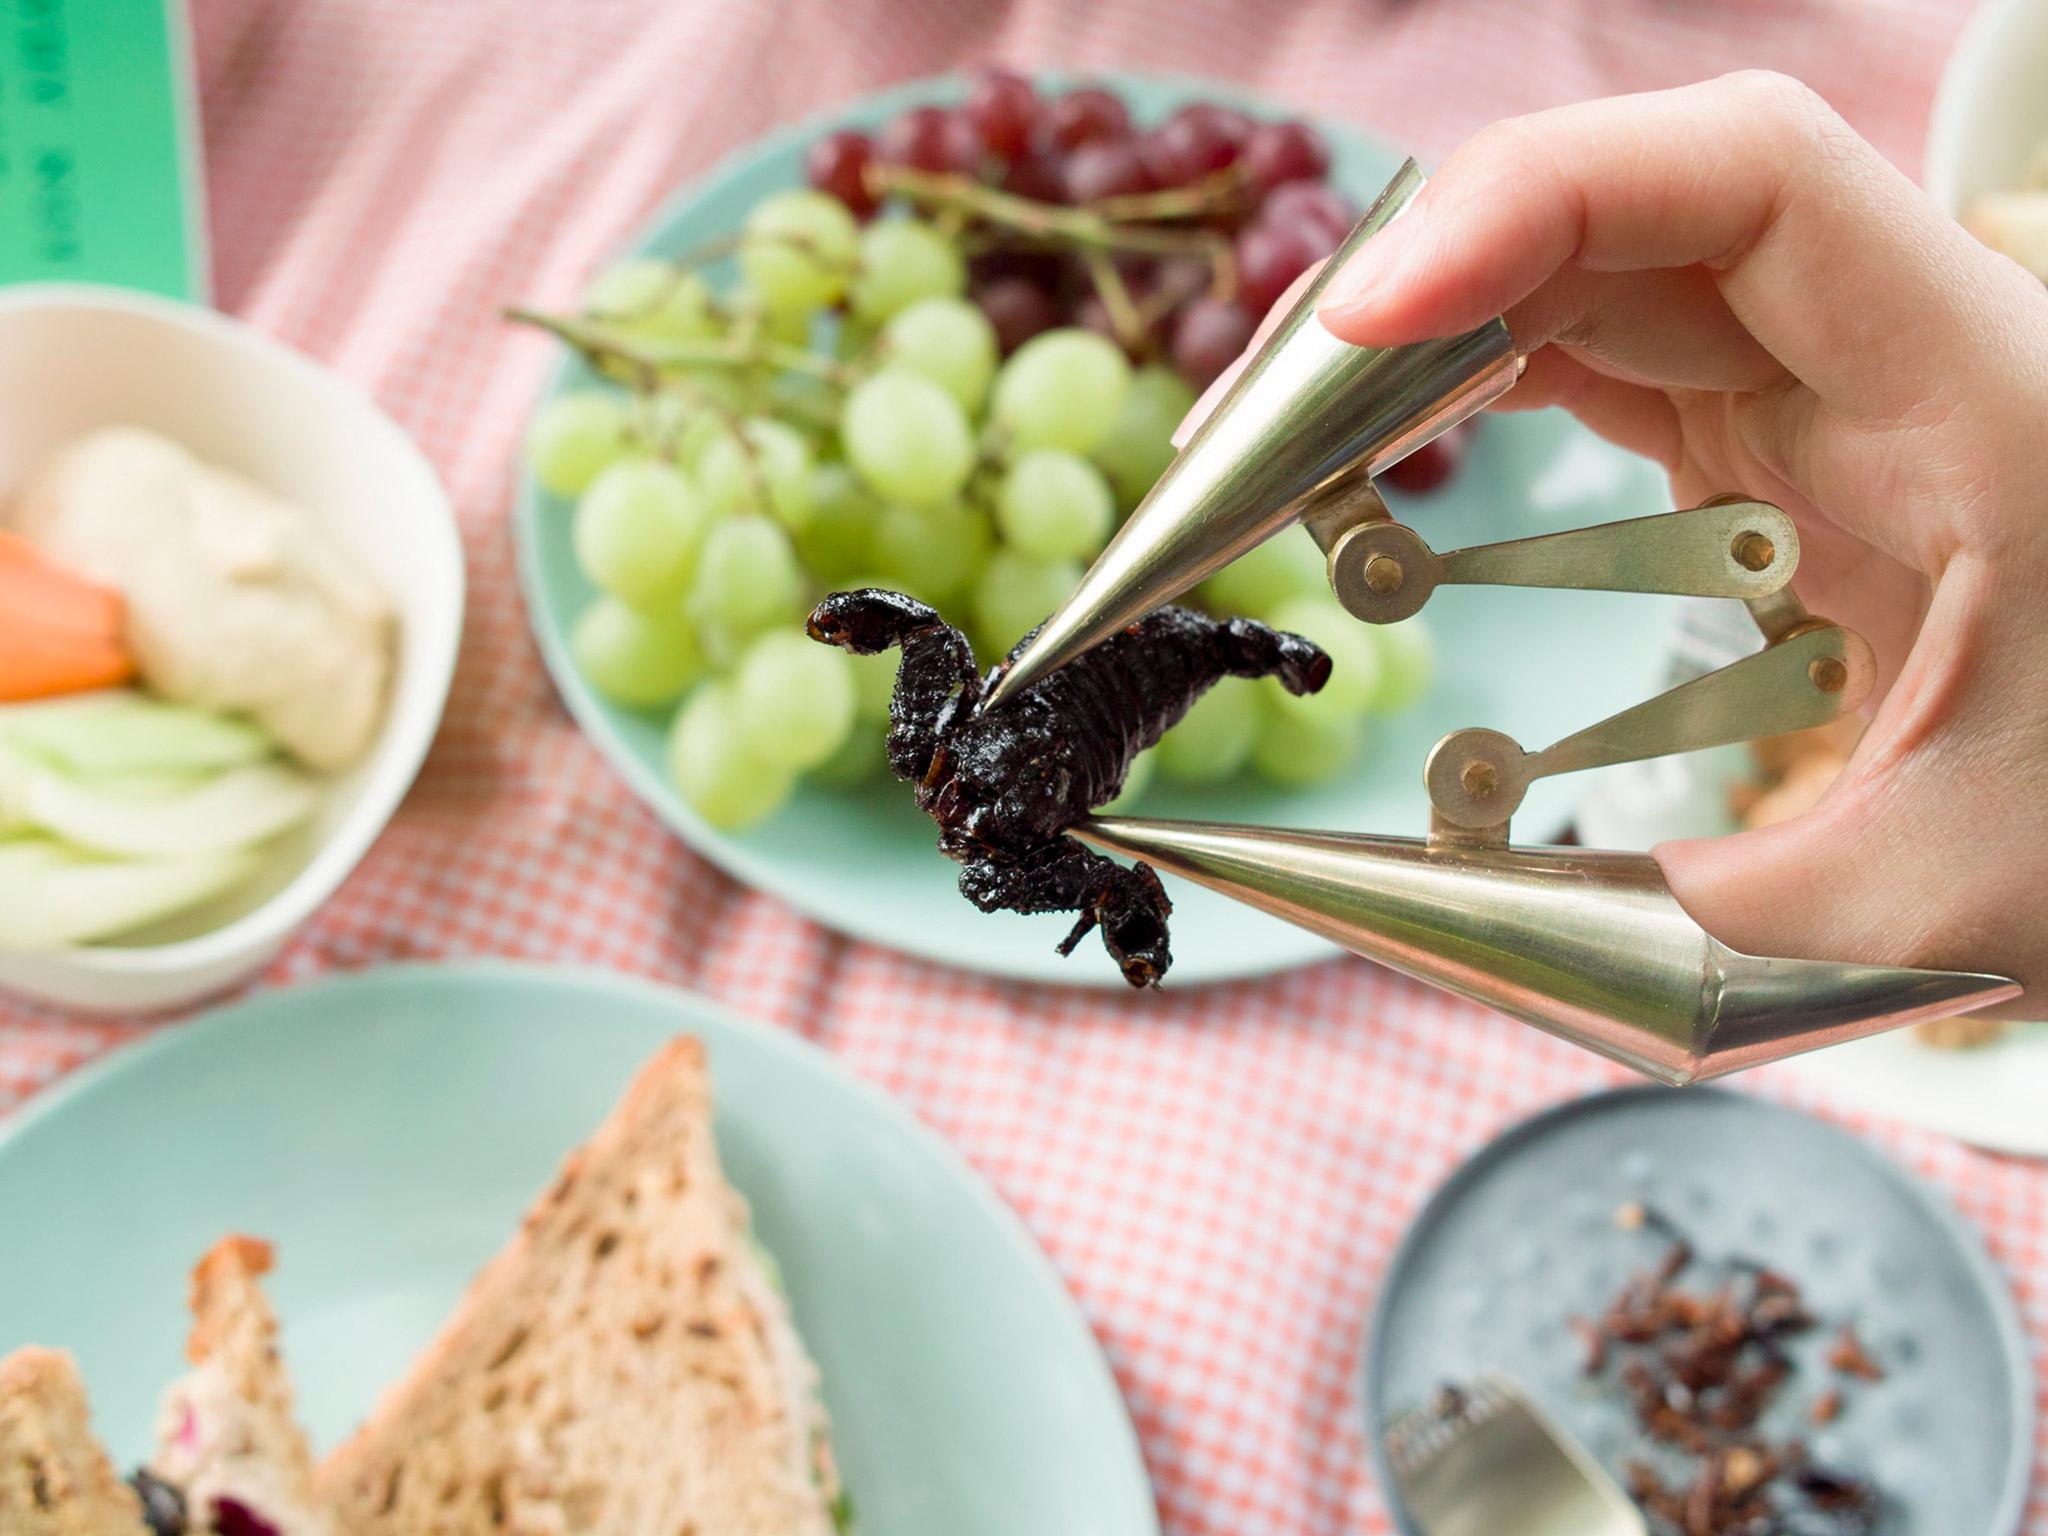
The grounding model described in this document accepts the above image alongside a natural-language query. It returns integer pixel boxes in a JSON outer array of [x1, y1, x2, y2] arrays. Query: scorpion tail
[[1221, 617, 1333, 697], [807, 588, 946, 656]]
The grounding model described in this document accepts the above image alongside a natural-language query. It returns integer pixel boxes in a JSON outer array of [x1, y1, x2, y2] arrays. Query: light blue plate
[[513, 73, 1678, 987], [0, 965, 1159, 1536], [1363, 1088, 2033, 1536]]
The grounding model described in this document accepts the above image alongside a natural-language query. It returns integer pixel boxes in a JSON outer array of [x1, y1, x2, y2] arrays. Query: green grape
[[631, 393, 721, 469], [581, 259, 718, 341], [1200, 528, 1327, 620], [1092, 364, 1195, 506], [996, 450, 1114, 562], [972, 549, 1082, 659], [573, 459, 709, 608], [1252, 682, 1364, 786], [668, 683, 796, 830], [795, 463, 883, 583], [570, 598, 706, 708], [1265, 595, 1382, 716], [881, 297, 997, 414], [739, 190, 859, 319], [848, 218, 967, 325], [528, 391, 634, 497], [1099, 746, 1155, 813], [872, 502, 991, 605], [691, 516, 806, 636], [1371, 618, 1435, 712], [811, 720, 889, 788], [847, 649, 899, 722], [696, 417, 815, 530], [991, 329, 1132, 454], [1156, 675, 1259, 783], [841, 370, 975, 508], [734, 629, 857, 770]]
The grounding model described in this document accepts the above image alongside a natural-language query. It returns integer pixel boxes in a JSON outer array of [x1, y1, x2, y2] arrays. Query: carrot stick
[[0, 532, 134, 698], [0, 627, 136, 700], [0, 531, 125, 639]]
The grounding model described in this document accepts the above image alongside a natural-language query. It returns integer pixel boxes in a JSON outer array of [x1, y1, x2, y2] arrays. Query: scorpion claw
[[1074, 863, 1174, 987], [807, 588, 945, 655]]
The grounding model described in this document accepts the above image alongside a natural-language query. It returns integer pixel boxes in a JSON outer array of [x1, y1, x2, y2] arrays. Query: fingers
[[1315, 71, 1990, 427], [1505, 266, 1785, 394], [1491, 345, 1685, 468]]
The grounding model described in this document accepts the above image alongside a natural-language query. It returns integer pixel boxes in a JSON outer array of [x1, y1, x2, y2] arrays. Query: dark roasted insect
[[806, 588, 1330, 986], [1590, 1207, 1882, 1536]]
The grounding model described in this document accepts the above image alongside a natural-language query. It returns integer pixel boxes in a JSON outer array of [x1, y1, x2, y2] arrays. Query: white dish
[[0, 285, 463, 1014], [1925, 0, 2048, 215]]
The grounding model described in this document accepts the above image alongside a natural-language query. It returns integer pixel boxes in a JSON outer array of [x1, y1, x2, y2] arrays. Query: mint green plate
[[513, 73, 1677, 987], [0, 965, 1159, 1535]]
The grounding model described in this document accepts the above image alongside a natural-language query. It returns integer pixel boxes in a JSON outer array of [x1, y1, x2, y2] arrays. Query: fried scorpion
[[807, 588, 1331, 987]]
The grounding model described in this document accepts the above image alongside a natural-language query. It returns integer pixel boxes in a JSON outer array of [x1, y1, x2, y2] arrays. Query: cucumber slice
[[0, 691, 274, 774], [0, 838, 260, 949], [22, 760, 320, 857]]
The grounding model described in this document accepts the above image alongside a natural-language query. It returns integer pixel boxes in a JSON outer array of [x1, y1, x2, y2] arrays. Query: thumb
[[1653, 567, 2037, 1012]]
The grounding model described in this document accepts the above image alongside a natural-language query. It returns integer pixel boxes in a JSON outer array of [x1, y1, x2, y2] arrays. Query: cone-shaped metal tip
[[983, 160, 1518, 713], [1076, 816, 2019, 1084]]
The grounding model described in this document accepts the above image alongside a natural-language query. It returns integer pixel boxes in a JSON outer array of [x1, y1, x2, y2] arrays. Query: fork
[[1382, 1374, 1647, 1536]]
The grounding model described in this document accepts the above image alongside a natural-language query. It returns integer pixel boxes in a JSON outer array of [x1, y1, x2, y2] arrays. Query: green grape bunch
[[518, 77, 1457, 832]]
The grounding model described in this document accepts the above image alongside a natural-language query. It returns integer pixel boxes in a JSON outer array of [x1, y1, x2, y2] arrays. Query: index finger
[[1314, 71, 1991, 427]]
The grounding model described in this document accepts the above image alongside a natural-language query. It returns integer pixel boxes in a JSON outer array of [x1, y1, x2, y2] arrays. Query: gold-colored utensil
[[1383, 1376, 1646, 1536], [1003, 160, 2020, 1079]]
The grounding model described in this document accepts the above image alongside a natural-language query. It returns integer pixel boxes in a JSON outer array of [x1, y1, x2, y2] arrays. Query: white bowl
[[0, 285, 463, 1014], [1926, 0, 2048, 215]]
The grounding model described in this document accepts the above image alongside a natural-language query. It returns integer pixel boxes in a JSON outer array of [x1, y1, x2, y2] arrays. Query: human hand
[[1233, 73, 2048, 1003]]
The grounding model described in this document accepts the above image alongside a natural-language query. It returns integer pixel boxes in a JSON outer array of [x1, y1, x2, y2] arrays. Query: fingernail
[[1170, 354, 1249, 449], [1314, 210, 1423, 325]]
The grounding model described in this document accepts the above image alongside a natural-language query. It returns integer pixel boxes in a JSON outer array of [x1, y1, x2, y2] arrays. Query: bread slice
[[0, 1347, 146, 1534], [316, 1036, 842, 1535], [149, 1237, 334, 1536]]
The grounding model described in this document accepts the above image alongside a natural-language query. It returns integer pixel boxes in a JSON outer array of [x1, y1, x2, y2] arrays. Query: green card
[[0, 0, 208, 300]]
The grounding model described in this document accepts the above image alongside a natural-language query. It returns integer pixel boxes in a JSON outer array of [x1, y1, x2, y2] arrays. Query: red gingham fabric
[[4, 2, 2042, 1532]]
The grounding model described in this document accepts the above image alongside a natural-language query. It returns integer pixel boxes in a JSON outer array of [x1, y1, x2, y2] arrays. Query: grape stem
[[505, 307, 852, 388], [1084, 166, 1247, 224], [1080, 249, 1147, 352], [869, 163, 1226, 260]]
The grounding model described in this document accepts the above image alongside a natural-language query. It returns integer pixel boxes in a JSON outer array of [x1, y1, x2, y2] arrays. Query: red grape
[[966, 68, 1039, 162], [975, 277, 1060, 354], [805, 130, 877, 218], [971, 248, 1066, 289], [1148, 255, 1211, 309], [1139, 101, 1252, 186], [1234, 220, 1321, 316], [1063, 139, 1153, 203], [1073, 292, 1119, 344], [1380, 426, 1468, 493], [1003, 144, 1068, 202], [877, 105, 984, 176], [1046, 87, 1131, 151], [1241, 119, 1331, 193], [1260, 179, 1357, 250], [1171, 296, 1255, 389]]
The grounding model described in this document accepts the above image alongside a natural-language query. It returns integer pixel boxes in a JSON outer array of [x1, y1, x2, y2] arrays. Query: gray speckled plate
[[1362, 1088, 2034, 1535]]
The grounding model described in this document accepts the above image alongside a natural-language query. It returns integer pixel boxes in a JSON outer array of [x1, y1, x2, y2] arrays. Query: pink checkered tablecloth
[[4, 1, 2042, 1531]]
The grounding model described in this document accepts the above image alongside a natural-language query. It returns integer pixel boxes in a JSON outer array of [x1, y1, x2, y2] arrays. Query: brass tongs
[[991, 160, 2019, 1084]]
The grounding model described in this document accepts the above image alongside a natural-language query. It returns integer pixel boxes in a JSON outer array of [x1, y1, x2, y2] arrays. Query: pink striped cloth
[[5, 2, 2042, 1532]]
